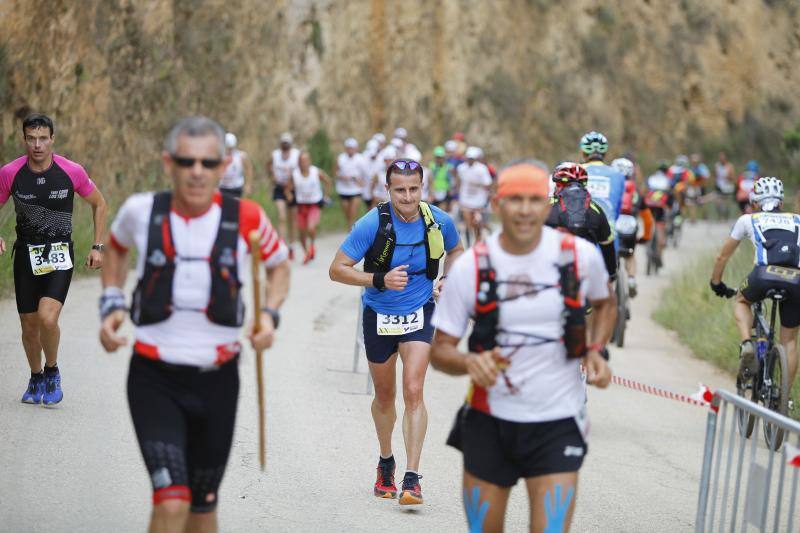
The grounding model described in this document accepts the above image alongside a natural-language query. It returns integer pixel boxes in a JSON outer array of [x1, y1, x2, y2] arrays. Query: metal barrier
[[695, 389, 800, 532]]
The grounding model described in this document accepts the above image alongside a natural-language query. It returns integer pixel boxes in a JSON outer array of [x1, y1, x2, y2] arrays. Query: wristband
[[99, 286, 127, 320], [261, 307, 281, 329], [587, 343, 604, 353], [373, 272, 387, 291]]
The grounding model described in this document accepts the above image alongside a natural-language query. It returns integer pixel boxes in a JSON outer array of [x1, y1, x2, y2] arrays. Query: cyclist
[[429, 146, 454, 211], [736, 160, 760, 214], [286, 151, 332, 264], [644, 162, 674, 266], [612, 157, 654, 297], [268, 132, 300, 260], [668, 155, 697, 222], [0, 112, 108, 406], [336, 138, 366, 229], [430, 161, 613, 533], [579, 131, 625, 232], [219, 132, 253, 198], [710, 176, 798, 393], [456, 146, 493, 246], [545, 162, 617, 281], [99, 116, 290, 533], [329, 158, 463, 506]]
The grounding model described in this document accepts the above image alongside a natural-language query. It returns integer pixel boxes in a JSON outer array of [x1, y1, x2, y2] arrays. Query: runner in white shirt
[[361, 139, 381, 209], [220, 132, 254, 198], [430, 161, 613, 533], [456, 146, 493, 245], [393, 128, 422, 161], [98, 116, 290, 533], [286, 151, 332, 264], [336, 138, 366, 228], [371, 147, 397, 207], [269, 132, 300, 260]]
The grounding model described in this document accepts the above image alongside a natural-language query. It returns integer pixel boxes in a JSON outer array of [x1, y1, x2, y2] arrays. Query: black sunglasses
[[171, 155, 223, 169]]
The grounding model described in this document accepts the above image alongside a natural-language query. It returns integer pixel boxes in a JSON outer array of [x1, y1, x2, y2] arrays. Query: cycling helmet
[[225, 132, 237, 149], [552, 162, 589, 185], [753, 176, 784, 211], [611, 157, 635, 178], [747, 160, 759, 172], [675, 154, 689, 167], [433, 146, 446, 158], [444, 140, 458, 152], [579, 131, 609, 155], [657, 160, 670, 172]]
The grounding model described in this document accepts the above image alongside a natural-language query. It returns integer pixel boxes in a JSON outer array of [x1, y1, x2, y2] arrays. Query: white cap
[[390, 138, 404, 149], [475, 147, 484, 159], [344, 137, 359, 149], [365, 139, 379, 152], [381, 147, 398, 160], [465, 146, 481, 159], [372, 133, 386, 144], [394, 127, 408, 139], [444, 140, 458, 152], [280, 132, 293, 144], [225, 132, 237, 148]]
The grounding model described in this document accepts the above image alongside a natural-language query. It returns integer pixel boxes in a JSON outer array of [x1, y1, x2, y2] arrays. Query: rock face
[[0, 0, 798, 184]]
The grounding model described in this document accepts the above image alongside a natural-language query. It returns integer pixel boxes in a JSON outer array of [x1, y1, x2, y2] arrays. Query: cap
[[344, 137, 359, 149], [496, 164, 549, 199], [391, 138, 404, 149], [381, 147, 398, 160], [372, 133, 386, 144], [366, 139, 379, 152], [465, 146, 481, 159], [453, 131, 465, 141], [444, 140, 458, 152], [394, 127, 408, 139], [280, 132, 293, 144], [225, 132, 237, 148], [433, 146, 446, 158]]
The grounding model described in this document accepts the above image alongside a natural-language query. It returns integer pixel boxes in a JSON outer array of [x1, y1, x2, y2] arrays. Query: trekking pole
[[249, 231, 267, 471]]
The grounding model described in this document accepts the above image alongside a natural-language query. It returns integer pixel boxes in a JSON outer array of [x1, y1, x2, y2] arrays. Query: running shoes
[[399, 472, 423, 505], [374, 458, 397, 499], [21, 372, 44, 404], [42, 366, 63, 406]]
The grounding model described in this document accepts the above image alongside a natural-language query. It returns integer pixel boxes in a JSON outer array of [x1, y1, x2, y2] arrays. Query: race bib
[[754, 214, 796, 233], [376, 307, 424, 336], [28, 242, 72, 276], [586, 178, 611, 199]]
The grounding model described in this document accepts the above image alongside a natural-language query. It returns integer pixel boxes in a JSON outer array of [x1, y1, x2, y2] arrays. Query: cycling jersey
[[730, 212, 800, 267], [291, 165, 324, 205], [109, 191, 288, 367], [0, 154, 95, 242], [220, 149, 245, 191], [583, 161, 625, 225], [271, 148, 300, 186], [336, 152, 366, 196], [456, 161, 492, 209], [432, 229, 609, 423]]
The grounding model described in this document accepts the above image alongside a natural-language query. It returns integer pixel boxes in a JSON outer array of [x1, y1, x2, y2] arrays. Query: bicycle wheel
[[735, 369, 757, 439], [614, 271, 627, 347], [762, 345, 790, 451]]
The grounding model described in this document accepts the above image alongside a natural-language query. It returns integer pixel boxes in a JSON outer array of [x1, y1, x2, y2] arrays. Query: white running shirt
[[457, 161, 493, 209], [292, 166, 324, 205], [272, 148, 300, 186], [220, 149, 246, 190], [432, 228, 609, 423], [336, 152, 366, 196]]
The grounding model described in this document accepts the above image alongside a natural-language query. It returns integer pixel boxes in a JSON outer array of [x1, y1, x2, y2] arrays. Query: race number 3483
[[27, 242, 72, 276], [376, 307, 424, 336]]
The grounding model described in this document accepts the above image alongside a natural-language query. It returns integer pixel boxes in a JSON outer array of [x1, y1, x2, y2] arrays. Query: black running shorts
[[740, 265, 800, 328], [447, 407, 587, 487], [362, 301, 435, 364], [127, 354, 240, 512], [13, 241, 74, 313]]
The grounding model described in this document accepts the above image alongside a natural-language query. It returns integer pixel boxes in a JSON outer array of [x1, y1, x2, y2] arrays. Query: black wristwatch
[[261, 307, 280, 329], [92, 243, 105, 252]]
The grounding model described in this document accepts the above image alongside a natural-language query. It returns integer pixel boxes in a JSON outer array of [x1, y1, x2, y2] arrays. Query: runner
[[98, 116, 290, 533], [714, 151, 736, 219], [736, 160, 759, 214], [710, 176, 798, 393], [579, 131, 625, 233], [393, 127, 422, 161], [219, 132, 254, 198], [370, 147, 396, 207], [430, 161, 613, 532], [268, 132, 300, 260], [286, 151, 332, 264], [336, 138, 366, 229], [361, 139, 381, 209], [329, 158, 463, 506], [428, 146, 454, 211], [0, 112, 108, 406], [456, 146, 493, 246]]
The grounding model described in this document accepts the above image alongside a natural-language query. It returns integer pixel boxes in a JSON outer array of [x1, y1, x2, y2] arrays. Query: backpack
[[553, 184, 595, 242]]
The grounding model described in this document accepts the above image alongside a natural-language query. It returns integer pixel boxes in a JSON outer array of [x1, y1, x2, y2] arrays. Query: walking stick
[[249, 231, 266, 471]]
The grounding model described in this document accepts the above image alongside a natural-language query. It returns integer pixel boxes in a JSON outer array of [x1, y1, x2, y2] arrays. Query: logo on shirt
[[48, 189, 69, 200], [15, 192, 36, 200], [147, 249, 168, 267], [563, 445, 584, 457], [36, 177, 46, 185]]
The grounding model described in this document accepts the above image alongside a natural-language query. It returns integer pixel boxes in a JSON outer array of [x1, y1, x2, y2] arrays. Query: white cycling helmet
[[465, 146, 481, 160], [444, 140, 458, 152], [675, 154, 690, 168], [611, 157, 634, 178], [225, 132, 237, 149], [753, 176, 784, 211], [394, 127, 408, 139]]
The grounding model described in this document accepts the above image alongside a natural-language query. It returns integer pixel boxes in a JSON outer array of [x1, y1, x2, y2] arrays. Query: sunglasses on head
[[171, 155, 223, 169], [390, 159, 421, 172]]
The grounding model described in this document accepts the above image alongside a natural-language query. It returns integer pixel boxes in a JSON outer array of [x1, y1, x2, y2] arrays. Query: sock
[[44, 364, 58, 374], [404, 470, 418, 479], [379, 455, 394, 465], [31, 370, 44, 378]]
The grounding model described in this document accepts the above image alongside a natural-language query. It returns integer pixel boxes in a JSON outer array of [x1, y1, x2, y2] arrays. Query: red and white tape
[[610, 373, 717, 411]]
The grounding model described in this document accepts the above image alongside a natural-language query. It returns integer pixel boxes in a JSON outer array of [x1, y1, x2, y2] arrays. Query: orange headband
[[496, 164, 549, 199]]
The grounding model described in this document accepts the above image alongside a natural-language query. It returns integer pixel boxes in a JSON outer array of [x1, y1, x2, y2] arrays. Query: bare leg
[[368, 354, 398, 457], [275, 200, 289, 243], [398, 341, 430, 471], [184, 511, 218, 533], [779, 325, 798, 389], [37, 297, 63, 367], [149, 500, 190, 533], [625, 255, 636, 278], [19, 312, 43, 373], [287, 205, 297, 248], [463, 470, 511, 533], [733, 293, 753, 342], [525, 472, 579, 533]]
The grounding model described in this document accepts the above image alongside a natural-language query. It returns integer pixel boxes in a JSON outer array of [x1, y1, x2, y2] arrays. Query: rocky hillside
[[0, 0, 798, 189]]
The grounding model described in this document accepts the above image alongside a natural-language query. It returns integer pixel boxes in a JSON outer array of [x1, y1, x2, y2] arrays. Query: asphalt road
[[0, 222, 735, 532]]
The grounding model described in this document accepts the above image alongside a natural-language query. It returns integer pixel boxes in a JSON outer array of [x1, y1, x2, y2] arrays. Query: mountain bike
[[646, 228, 662, 276], [666, 205, 682, 248], [612, 266, 629, 347], [733, 288, 791, 451]]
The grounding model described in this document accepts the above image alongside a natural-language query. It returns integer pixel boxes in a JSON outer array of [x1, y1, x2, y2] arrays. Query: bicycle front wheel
[[762, 344, 790, 451]]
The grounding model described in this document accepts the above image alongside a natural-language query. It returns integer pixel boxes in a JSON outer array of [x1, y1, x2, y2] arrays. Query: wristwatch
[[261, 306, 281, 329], [92, 243, 105, 252]]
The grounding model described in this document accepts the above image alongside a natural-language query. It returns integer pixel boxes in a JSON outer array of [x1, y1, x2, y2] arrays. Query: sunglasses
[[390, 159, 421, 172], [171, 155, 223, 169]]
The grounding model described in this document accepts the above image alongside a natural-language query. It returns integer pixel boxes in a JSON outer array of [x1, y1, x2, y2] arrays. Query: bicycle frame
[[750, 293, 782, 398]]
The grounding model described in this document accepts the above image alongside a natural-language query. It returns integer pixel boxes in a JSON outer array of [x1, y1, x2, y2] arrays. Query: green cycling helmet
[[579, 131, 609, 155], [433, 146, 446, 158]]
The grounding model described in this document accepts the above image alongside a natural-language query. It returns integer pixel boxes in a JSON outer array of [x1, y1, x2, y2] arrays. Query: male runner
[[0, 112, 107, 406], [99, 116, 290, 533], [268, 132, 300, 259], [336, 138, 366, 229], [329, 158, 463, 505], [219, 132, 253, 198]]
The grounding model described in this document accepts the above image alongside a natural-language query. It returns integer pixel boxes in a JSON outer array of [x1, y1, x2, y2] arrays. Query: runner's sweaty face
[[494, 193, 549, 244], [298, 152, 311, 172], [163, 133, 229, 213], [387, 172, 423, 220], [24, 126, 54, 165]]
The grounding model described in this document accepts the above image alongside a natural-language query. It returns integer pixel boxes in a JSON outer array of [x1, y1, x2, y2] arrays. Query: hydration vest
[[130, 191, 244, 327], [551, 184, 597, 243], [363, 201, 444, 280], [751, 212, 800, 268], [621, 180, 637, 215], [467, 236, 586, 359]]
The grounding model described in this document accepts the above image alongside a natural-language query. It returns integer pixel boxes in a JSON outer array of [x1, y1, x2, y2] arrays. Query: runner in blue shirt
[[330, 157, 463, 507]]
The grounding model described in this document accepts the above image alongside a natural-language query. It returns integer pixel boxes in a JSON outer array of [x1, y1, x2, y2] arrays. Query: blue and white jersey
[[731, 212, 800, 267], [583, 161, 626, 225]]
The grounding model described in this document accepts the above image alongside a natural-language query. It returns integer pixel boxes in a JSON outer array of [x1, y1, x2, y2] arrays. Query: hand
[[465, 348, 500, 387], [710, 280, 736, 298], [583, 349, 612, 388], [86, 249, 103, 269], [99, 310, 128, 353], [0, 237, 5, 255], [433, 276, 445, 299], [384, 264, 409, 291], [248, 313, 275, 352]]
